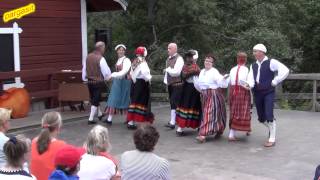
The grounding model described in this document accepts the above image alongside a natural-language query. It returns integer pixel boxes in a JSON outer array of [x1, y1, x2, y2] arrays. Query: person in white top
[[247, 44, 289, 147], [104, 44, 132, 125], [126, 46, 153, 129], [194, 53, 228, 143], [82, 41, 111, 124], [163, 43, 184, 130], [0, 108, 11, 167], [225, 52, 251, 141], [0, 136, 36, 180], [78, 125, 119, 180]]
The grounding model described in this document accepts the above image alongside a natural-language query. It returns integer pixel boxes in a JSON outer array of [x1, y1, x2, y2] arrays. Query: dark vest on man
[[86, 51, 104, 84], [166, 54, 183, 85], [252, 59, 275, 93]]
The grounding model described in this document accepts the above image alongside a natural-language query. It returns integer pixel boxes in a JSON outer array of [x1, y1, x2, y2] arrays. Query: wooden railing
[[0, 68, 58, 108], [151, 74, 320, 112]]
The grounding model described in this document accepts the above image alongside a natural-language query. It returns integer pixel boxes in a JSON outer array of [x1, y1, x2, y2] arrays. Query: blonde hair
[[84, 125, 111, 155], [0, 108, 12, 127], [37, 111, 62, 154]]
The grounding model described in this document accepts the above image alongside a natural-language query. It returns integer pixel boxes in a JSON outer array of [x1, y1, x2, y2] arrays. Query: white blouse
[[130, 61, 152, 83], [111, 56, 132, 79], [194, 67, 227, 91], [227, 65, 249, 86]]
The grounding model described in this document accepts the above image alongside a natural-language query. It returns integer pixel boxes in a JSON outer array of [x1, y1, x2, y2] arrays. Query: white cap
[[193, 50, 198, 60], [253, 44, 267, 53], [114, 44, 126, 51]]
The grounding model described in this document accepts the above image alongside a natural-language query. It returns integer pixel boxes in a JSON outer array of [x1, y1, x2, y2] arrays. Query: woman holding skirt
[[104, 44, 131, 125], [175, 50, 201, 136], [126, 46, 153, 129], [194, 53, 228, 143], [226, 52, 251, 141]]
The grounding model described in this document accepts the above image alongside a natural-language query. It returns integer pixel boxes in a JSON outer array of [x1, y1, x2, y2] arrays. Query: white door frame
[[0, 22, 24, 89]]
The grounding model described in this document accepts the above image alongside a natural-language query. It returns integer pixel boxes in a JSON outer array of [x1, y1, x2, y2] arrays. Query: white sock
[[97, 107, 102, 117], [128, 121, 134, 125], [107, 115, 113, 122], [268, 121, 276, 142], [170, 110, 176, 125], [229, 129, 235, 138], [89, 106, 97, 121], [177, 127, 183, 132]]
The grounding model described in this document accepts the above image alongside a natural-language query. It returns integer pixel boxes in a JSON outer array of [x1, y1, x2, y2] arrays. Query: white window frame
[[0, 22, 24, 90]]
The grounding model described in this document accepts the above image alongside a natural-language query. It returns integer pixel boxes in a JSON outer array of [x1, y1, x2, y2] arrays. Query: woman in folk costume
[[126, 46, 153, 130], [175, 50, 201, 136], [194, 53, 228, 143], [226, 52, 251, 141], [104, 44, 132, 125]]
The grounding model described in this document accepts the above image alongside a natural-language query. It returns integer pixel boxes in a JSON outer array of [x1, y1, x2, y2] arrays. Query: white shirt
[[247, 56, 289, 88], [82, 57, 111, 81], [130, 61, 152, 83], [0, 169, 36, 180], [163, 54, 184, 84], [111, 56, 131, 79], [226, 65, 249, 86], [78, 153, 116, 180], [194, 68, 227, 91], [0, 132, 9, 167]]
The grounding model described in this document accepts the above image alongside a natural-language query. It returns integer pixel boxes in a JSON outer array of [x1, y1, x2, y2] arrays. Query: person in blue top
[[49, 145, 83, 180]]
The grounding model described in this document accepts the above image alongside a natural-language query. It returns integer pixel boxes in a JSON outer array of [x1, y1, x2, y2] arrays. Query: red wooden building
[[0, 0, 127, 94]]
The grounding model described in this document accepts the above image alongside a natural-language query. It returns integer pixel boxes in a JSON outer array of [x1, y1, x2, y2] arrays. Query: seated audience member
[[49, 145, 83, 180], [120, 124, 170, 180], [30, 111, 66, 180], [315, 165, 320, 180], [0, 108, 11, 167], [0, 136, 36, 179], [78, 125, 119, 180]]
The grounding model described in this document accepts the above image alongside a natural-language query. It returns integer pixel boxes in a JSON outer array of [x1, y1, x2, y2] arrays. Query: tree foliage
[[87, 0, 320, 73]]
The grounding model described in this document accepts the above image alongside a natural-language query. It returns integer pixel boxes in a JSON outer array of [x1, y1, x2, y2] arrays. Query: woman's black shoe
[[127, 124, 137, 130]]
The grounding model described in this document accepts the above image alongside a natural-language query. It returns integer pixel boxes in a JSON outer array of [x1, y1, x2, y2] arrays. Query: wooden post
[[312, 80, 317, 112]]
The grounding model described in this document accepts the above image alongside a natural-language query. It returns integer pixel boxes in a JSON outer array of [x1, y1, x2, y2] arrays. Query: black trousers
[[168, 84, 183, 110], [87, 83, 102, 106]]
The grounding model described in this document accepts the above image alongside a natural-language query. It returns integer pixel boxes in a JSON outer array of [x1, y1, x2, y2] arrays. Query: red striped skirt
[[229, 85, 251, 132], [199, 89, 226, 136]]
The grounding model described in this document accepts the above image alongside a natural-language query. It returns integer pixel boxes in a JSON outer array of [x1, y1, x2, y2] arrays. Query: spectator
[[30, 111, 66, 180], [315, 165, 320, 180], [0, 136, 36, 179], [78, 125, 119, 180], [49, 145, 83, 180], [0, 108, 11, 167], [120, 124, 170, 180]]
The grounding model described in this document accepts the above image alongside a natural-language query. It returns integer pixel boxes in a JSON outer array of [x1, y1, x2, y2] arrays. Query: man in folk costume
[[82, 41, 111, 124], [164, 43, 184, 129], [175, 50, 201, 136], [247, 44, 289, 147], [126, 46, 153, 129], [226, 52, 251, 141], [103, 44, 131, 125]]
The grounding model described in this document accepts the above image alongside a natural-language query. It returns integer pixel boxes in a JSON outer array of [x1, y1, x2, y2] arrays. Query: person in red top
[[30, 111, 66, 180]]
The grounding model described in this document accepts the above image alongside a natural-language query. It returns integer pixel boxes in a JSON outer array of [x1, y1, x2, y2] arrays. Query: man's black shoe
[[176, 131, 184, 136], [88, 120, 97, 125]]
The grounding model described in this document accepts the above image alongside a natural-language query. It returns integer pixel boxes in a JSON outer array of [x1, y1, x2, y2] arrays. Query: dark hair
[[37, 111, 62, 154], [205, 53, 217, 61], [133, 124, 159, 152], [56, 165, 78, 175], [3, 136, 28, 168]]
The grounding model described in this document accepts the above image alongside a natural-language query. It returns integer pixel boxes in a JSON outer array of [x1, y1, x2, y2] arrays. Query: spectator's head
[[167, 43, 177, 57], [0, 108, 11, 133], [3, 136, 29, 168], [134, 124, 160, 152], [84, 125, 111, 155], [95, 41, 106, 55], [54, 145, 82, 176], [37, 111, 62, 154]]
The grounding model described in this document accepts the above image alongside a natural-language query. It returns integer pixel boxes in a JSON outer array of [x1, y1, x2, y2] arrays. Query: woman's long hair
[[37, 111, 62, 154]]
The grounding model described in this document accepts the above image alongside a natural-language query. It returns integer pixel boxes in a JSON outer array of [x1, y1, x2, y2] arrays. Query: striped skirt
[[229, 85, 251, 132], [127, 79, 154, 123], [176, 82, 201, 129], [199, 89, 226, 136]]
